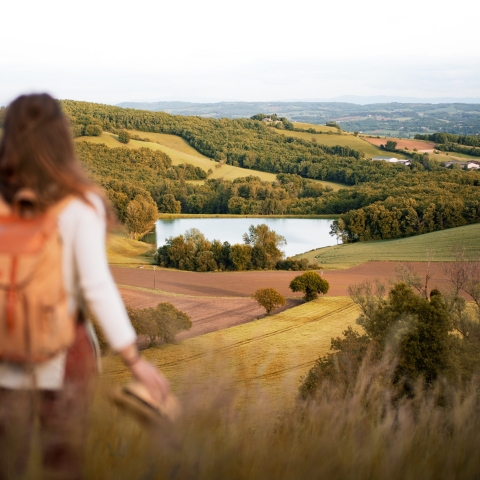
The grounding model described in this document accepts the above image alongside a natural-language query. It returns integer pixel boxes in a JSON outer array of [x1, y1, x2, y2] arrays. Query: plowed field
[[112, 262, 455, 340], [362, 137, 435, 151]]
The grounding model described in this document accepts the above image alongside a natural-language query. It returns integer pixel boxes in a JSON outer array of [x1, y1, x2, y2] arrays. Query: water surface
[[156, 218, 338, 257]]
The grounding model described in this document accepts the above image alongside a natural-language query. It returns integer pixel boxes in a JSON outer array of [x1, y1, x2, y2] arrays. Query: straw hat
[[110, 381, 181, 426]]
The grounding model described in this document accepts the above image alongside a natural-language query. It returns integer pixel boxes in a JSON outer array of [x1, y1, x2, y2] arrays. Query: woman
[[0, 93, 170, 479]]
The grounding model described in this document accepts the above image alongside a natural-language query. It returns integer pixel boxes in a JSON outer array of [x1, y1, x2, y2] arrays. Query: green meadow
[[297, 223, 480, 268]]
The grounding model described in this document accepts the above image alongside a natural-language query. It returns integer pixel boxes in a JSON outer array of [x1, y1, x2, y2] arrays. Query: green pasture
[[296, 223, 480, 268], [272, 127, 405, 159]]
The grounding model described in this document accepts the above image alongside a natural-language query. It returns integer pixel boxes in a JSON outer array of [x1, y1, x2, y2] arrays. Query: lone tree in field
[[290, 271, 330, 301], [128, 303, 192, 347], [118, 130, 130, 144], [251, 288, 286, 316]]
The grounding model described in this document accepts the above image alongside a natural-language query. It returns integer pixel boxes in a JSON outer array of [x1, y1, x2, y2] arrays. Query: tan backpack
[[0, 191, 75, 363]]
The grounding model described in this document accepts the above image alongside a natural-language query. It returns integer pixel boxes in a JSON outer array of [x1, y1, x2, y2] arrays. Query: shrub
[[251, 288, 286, 315], [128, 302, 192, 346], [276, 258, 309, 271], [118, 130, 131, 144], [289, 271, 330, 301], [84, 124, 103, 136]]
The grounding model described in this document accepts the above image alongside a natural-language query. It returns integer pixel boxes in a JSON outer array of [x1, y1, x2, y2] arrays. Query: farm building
[[372, 156, 411, 166], [444, 160, 480, 170]]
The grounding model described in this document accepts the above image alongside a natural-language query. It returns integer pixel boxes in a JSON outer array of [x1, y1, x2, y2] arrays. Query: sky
[[1, 0, 480, 105]]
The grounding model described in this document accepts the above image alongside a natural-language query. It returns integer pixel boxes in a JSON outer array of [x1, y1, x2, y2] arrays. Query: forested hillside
[[56, 101, 480, 242]]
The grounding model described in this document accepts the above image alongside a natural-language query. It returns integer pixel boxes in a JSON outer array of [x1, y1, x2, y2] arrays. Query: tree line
[[65, 101, 480, 243], [415, 132, 480, 147], [156, 225, 319, 272]]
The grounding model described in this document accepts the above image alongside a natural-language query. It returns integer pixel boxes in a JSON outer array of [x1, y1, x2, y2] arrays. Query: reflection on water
[[155, 218, 338, 257]]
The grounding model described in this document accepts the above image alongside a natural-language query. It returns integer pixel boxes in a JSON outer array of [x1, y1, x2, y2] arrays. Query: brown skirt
[[0, 322, 97, 480]]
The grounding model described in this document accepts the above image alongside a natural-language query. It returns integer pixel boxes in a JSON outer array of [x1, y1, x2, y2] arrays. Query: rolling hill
[[75, 130, 347, 190], [296, 223, 480, 269]]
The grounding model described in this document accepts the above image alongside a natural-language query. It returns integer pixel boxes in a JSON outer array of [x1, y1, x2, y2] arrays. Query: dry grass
[[292, 122, 339, 133], [83, 346, 480, 479], [101, 297, 358, 407], [273, 127, 405, 159], [106, 231, 155, 265], [75, 132, 279, 182]]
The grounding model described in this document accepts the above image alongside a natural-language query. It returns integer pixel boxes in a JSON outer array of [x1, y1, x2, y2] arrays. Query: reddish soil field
[[112, 262, 456, 340], [111, 263, 453, 299], [118, 287, 302, 340], [363, 137, 436, 151]]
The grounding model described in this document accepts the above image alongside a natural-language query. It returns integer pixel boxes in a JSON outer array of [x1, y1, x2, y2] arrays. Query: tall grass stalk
[[83, 358, 480, 480]]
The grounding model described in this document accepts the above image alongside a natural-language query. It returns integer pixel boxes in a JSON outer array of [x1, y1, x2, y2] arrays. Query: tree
[[243, 224, 286, 268], [158, 194, 181, 213], [128, 303, 192, 346], [251, 288, 286, 315], [290, 271, 330, 301], [229, 244, 252, 271], [84, 124, 103, 136], [385, 140, 397, 151], [125, 194, 158, 240], [329, 218, 346, 244], [118, 130, 130, 144]]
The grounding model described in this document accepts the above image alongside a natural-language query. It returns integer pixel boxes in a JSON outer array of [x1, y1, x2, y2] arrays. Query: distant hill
[[116, 101, 480, 137]]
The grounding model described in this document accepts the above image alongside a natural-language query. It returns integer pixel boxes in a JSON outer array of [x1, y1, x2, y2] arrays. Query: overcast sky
[[1, 0, 479, 105]]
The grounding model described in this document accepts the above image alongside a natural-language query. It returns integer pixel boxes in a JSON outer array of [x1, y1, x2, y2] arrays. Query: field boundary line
[[155, 302, 357, 369]]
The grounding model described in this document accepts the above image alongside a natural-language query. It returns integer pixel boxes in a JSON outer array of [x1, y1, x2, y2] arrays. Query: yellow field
[[292, 122, 339, 133], [75, 132, 279, 182], [102, 296, 359, 410], [273, 127, 405, 159], [75, 131, 346, 187], [106, 231, 155, 265]]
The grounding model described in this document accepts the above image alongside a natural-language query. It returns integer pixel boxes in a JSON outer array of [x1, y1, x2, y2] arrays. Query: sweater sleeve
[[72, 198, 137, 351]]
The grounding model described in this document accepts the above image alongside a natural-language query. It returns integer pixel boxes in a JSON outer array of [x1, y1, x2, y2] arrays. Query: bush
[[84, 124, 103, 136], [251, 288, 286, 315], [128, 303, 192, 346], [118, 130, 131, 144], [290, 271, 330, 301], [276, 258, 309, 271]]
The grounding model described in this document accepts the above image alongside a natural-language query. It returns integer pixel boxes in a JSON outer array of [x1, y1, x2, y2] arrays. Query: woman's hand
[[129, 358, 171, 402], [120, 344, 170, 402]]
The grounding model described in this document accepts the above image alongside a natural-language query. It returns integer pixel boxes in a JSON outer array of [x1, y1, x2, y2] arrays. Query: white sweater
[[0, 194, 137, 389]]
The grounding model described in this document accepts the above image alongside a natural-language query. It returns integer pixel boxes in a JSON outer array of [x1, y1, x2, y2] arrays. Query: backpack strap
[[0, 195, 11, 216]]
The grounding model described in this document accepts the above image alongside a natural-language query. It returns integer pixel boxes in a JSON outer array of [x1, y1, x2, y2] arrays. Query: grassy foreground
[[81, 294, 480, 479], [297, 223, 480, 269], [101, 296, 358, 407]]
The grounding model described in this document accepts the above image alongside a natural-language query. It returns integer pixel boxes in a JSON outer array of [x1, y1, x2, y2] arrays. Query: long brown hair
[[0, 93, 110, 219]]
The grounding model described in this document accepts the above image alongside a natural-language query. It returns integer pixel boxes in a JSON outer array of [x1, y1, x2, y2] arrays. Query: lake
[[155, 218, 338, 257]]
